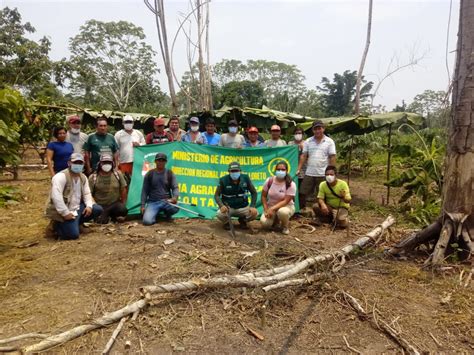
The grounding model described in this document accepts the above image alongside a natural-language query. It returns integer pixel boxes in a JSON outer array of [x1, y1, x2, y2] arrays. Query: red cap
[[154, 118, 165, 126], [248, 126, 259, 133], [271, 125, 281, 131]]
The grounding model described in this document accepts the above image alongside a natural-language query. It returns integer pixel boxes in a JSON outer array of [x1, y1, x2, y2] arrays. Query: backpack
[[145, 168, 173, 191], [90, 170, 122, 195]]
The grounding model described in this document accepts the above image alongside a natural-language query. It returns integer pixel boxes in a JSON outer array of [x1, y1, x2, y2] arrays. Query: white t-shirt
[[263, 177, 296, 207], [115, 129, 146, 163], [264, 139, 287, 147], [218, 133, 246, 148], [66, 131, 89, 154], [302, 135, 336, 177]]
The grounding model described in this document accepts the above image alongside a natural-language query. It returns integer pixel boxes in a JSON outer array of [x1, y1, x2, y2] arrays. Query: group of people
[[45, 114, 351, 240]]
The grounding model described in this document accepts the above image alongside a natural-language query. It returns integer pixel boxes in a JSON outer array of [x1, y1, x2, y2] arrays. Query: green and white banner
[[126, 142, 299, 219]]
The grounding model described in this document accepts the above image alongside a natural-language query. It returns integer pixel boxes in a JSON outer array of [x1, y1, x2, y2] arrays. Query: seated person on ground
[[260, 161, 297, 235], [214, 162, 258, 229], [44, 153, 103, 240], [313, 165, 351, 229], [89, 153, 128, 224], [141, 153, 179, 225]]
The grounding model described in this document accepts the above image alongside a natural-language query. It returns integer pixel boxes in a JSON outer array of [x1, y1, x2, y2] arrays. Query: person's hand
[[168, 197, 177, 205], [140, 207, 145, 215], [296, 169, 300, 176], [132, 141, 140, 147], [265, 208, 274, 218], [249, 207, 258, 218], [83, 207, 92, 217], [220, 205, 228, 214], [63, 213, 75, 221], [321, 205, 329, 215]]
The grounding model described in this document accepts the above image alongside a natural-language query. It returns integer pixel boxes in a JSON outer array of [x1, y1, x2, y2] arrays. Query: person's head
[[312, 120, 325, 139], [154, 117, 165, 133], [123, 115, 134, 131], [274, 161, 292, 186], [325, 165, 337, 184], [228, 120, 239, 135], [68, 115, 82, 134], [168, 115, 180, 132], [96, 117, 108, 135], [228, 161, 241, 181], [294, 127, 304, 142], [248, 126, 259, 142], [53, 126, 67, 142], [68, 153, 85, 174], [154, 152, 167, 170], [189, 117, 200, 132], [98, 153, 114, 174], [270, 125, 281, 140], [205, 118, 216, 134]]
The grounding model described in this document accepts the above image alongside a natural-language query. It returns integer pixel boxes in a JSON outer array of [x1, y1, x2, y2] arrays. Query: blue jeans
[[143, 200, 179, 225], [54, 203, 103, 240]]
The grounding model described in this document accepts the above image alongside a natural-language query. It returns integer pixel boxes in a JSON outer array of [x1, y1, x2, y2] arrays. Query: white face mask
[[124, 123, 133, 130], [229, 127, 238, 134], [190, 125, 199, 132], [102, 164, 113, 173], [326, 175, 336, 184], [294, 134, 303, 141], [70, 128, 80, 134]]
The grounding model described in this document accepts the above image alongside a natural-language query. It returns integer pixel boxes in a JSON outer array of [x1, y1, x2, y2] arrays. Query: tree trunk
[[354, 0, 373, 115], [390, 0, 474, 264]]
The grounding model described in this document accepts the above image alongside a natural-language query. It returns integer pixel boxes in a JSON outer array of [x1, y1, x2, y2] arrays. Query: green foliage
[[407, 90, 450, 128], [317, 70, 373, 116], [0, 87, 24, 166], [0, 186, 20, 207], [215, 80, 265, 108]]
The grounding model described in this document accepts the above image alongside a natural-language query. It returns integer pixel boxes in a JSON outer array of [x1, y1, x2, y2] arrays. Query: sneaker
[[310, 218, 322, 227], [79, 225, 92, 234], [282, 228, 290, 235], [116, 216, 126, 223]]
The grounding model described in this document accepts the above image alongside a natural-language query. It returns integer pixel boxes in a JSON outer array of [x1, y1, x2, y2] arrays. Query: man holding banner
[[214, 162, 258, 229]]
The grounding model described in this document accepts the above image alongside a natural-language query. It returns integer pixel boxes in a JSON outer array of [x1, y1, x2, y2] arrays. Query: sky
[[3, 0, 460, 110]]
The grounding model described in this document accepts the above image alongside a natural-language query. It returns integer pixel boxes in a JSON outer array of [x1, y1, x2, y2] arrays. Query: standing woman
[[46, 126, 74, 177], [288, 127, 306, 213], [260, 161, 297, 235]]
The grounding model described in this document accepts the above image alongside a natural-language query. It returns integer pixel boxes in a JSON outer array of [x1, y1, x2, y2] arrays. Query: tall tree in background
[[407, 90, 450, 128], [69, 20, 159, 111], [145, 0, 178, 114], [354, 0, 373, 115], [215, 80, 265, 108]]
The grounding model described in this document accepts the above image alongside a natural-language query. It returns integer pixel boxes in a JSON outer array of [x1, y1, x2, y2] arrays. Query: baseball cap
[[123, 115, 133, 123], [189, 116, 200, 124], [228, 161, 241, 171], [68, 115, 81, 124], [70, 153, 84, 162], [312, 120, 324, 128], [100, 153, 114, 162], [248, 126, 259, 133], [228, 120, 238, 127], [271, 125, 281, 131], [155, 152, 168, 161], [154, 118, 165, 126]]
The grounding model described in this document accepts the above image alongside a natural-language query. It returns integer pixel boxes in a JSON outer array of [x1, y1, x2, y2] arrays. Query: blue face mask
[[229, 127, 238, 134], [71, 164, 84, 174], [275, 170, 287, 179], [230, 172, 240, 180]]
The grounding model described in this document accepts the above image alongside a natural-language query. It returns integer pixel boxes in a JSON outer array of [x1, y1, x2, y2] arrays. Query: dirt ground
[[0, 164, 473, 354]]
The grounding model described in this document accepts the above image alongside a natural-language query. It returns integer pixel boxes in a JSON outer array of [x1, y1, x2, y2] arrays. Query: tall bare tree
[[354, 0, 373, 115], [144, 0, 178, 114]]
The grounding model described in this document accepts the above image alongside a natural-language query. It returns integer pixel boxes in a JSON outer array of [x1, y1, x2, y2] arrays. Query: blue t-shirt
[[203, 132, 221, 146], [47, 141, 74, 173]]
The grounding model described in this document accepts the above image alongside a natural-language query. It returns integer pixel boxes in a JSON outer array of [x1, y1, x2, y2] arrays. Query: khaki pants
[[313, 204, 349, 228], [216, 206, 256, 224], [260, 205, 295, 229]]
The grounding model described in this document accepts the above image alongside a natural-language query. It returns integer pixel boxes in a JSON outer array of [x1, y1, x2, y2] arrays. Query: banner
[[126, 142, 299, 219]]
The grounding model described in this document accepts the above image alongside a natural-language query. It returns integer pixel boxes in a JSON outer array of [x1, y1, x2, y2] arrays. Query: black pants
[[96, 202, 128, 224]]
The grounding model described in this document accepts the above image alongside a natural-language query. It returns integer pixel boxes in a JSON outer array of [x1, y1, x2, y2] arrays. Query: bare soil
[[0, 164, 473, 354]]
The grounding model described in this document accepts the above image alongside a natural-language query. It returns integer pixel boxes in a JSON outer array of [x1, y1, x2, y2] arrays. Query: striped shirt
[[302, 135, 336, 177]]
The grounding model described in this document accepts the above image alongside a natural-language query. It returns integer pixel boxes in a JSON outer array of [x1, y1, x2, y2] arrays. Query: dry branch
[[102, 316, 128, 354], [0, 333, 49, 345]]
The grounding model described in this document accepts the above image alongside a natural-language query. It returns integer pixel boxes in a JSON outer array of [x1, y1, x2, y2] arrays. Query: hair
[[169, 116, 179, 123], [275, 161, 293, 187], [294, 126, 304, 134], [96, 117, 108, 126], [205, 118, 215, 125], [325, 165, 337, 174], [53, 126, 67, 138]]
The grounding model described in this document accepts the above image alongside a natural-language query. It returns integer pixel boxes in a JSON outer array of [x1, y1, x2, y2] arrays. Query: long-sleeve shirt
[[141, 169, 179, 207], [51, 171, 93, 216]]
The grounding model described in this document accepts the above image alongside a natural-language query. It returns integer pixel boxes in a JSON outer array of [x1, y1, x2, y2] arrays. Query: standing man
[[313, 166, 351, 229], [214, 162, 258, 229], [244, 126, 264, 147], [44, 153, 103, 240], [297, 120, 336, 210], [218, 120, 246, 148], [146, 117, 174, 144], [114, 115, 145, 176], [141, 153, 179, 225], [165, 115, 186, 141], [65, 115, 88, 154], [83, 117, 119, 174], [181, 117, 207, 144], [203, 118, 221, 146], [264, 125, 287, 147]]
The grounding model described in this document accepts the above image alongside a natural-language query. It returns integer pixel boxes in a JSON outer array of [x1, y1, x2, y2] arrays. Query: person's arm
[[114, 151, 119, 167], [328, 154, 336, 166], [46, 148, 55, 177], [145, 133, 151, 144], [168, 171, 179, 204], [214, 181, 227, 213], [141, 172, 151, 214], [138, 131, 146, 145], [297, 153, 307, 175], [269, 195, 293, 212], [119, 172, 128, 204], [84, 151, 92, 175], [82, 175, 94, 217], [328, 140, 336, 166], [51, 173, 73, 218]]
